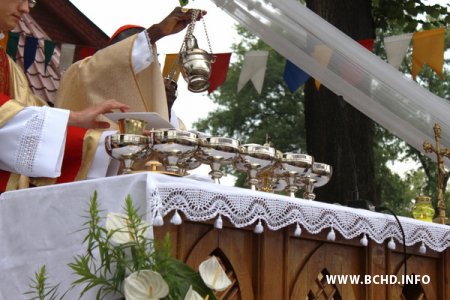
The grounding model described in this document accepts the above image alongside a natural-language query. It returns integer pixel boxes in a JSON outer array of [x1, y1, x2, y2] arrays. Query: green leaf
[[179, 0, 189, 7]]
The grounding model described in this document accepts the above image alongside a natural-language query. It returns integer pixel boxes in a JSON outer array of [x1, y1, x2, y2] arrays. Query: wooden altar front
[[155, 218, 450, 300], [0, 172, 448, 299]]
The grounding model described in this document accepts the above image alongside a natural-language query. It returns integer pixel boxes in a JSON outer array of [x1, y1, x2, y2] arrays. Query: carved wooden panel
[[154, 219, 449, 300]]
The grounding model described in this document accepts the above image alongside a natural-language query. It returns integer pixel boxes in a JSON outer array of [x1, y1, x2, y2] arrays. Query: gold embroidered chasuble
[[56, 34, 169, 121]]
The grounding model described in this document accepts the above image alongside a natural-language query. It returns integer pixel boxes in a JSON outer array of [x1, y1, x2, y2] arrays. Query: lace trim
[[150, 184, 450, 252], [15, 107, 46, 174]]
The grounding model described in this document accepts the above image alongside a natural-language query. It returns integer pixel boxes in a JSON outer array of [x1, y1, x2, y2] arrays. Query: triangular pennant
[[0, 32, 9, 50], [23, 35, 38, 71], [43, 40, 56, 73], [384, 33, 412, 69], [311, 44, 332, 68], [208, 53, 232, 94], [77, 46, 96, 60], [59, 43, 76, 72], [314, 79, 321, 90], [237, 50, 268, 94], [358, 39, 374, 52], [283, 60, 310, 93], [339, 39, 374, 86], [412, 28, 445, 80], [162, 54, 181, 82], [6, 32, 19, 61]]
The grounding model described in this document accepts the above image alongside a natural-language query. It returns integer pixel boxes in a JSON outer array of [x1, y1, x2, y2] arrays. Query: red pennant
[[358, 39, 374, 52], [339, 39, 374, 86], [77, 46, 97, 61], [208, 53, 231, 94]]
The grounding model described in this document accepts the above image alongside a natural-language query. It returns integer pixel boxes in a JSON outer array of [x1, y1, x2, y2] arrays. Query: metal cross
[[423, 123, 450, 224]]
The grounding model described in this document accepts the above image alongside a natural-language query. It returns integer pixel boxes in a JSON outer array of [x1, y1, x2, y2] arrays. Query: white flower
[[199, 256, 232, 292], [123, 270, 169, 300], [105, 212, 149, 245], [184, 285, 204, 300]]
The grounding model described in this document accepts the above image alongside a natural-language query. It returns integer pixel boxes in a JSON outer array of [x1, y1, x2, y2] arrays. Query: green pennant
[[43, 40, 56, 74], [6, 32, 19, 61]]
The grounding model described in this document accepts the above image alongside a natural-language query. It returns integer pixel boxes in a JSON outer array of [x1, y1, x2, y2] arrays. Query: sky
[[69, 0, 239, 129]]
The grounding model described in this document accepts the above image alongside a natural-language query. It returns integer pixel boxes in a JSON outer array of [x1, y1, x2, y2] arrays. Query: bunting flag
[[412, 28, 445, 80], [283, 60, 310, 93], [77, 46, 96, 60], [358, 39, 374, 52], [43, 40, 56, 73], [312, 44, 332, 90], [340, 38, 374, 86], [23, 35, 38, 71], [6, 32, 19, 61], [384, 33, 413, 69], [162, 54, 181, 81], [59, 43, 76, 72], [0, 32, 8, 50], [237, 50, 268, 94], [208, 53, 232, 94]]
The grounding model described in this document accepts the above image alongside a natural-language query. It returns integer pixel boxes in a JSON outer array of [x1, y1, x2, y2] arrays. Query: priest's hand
[[68, 99, 129, 129], [147, 7, 207, 42]]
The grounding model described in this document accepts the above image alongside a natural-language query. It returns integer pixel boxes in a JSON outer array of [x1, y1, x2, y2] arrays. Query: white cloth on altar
[[0, 106, 68, 177]]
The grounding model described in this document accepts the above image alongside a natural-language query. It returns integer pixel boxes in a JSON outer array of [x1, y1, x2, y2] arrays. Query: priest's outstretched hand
[[147, 7, 207, 43], [68, 99, 129, 129]]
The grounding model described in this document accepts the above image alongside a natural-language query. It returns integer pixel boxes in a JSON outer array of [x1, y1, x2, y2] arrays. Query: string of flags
[[1, 28, 446, 95]]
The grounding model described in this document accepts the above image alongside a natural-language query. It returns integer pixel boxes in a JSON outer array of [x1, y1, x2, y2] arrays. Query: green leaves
[[28, 192, 216, 300], [24, 266, 65, 300], [179, 0, 190, 7]]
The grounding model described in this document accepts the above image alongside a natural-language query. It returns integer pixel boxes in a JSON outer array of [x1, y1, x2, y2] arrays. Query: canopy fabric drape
[[211, 0, 450, 164]]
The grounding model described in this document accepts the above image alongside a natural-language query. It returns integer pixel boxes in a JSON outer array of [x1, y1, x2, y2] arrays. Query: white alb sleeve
[[0, 106, 69, 178], [132, 31, 154, 74]]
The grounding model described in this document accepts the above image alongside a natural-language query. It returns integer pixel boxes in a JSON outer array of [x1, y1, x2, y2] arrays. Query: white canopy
[[211, 0, 450, 163]]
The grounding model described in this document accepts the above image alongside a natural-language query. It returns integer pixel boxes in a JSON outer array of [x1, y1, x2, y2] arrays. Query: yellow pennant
[[412, 28, 445, 80], [314, 79, 321, 90], [162, 54, 181, 82]]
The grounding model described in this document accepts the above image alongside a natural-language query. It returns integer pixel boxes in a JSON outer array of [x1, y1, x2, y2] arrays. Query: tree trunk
[[304, 0, 378, 205]]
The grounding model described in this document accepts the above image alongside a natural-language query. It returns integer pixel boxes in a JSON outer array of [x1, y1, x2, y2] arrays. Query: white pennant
[[237, 50, 269, 94], [384, 33, 412, 69], [59, 43, 76, 73]]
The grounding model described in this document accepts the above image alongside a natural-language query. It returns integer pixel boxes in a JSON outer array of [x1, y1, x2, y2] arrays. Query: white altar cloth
[[1, 172, 449, 299]]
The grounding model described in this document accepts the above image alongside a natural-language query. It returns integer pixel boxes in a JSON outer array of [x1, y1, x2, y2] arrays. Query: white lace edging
[[15, 108, 46, 175], [148, 182, 450, 253]]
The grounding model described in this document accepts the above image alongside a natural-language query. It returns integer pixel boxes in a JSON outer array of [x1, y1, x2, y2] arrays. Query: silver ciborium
[[178, 9, 214, 93], [105, 118, 151, 174], [299, 162, 333, 200], [151, 128, 198, 174], [234, 143, 280, 191], [196, 137, 240, 183], [277, 152, 314, 197]]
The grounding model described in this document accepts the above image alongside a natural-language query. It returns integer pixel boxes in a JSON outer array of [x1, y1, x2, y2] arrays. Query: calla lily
[[199, 256, 232, 292], [184, 285, 204, 300], [123, 270, 169, 300], [105, 212, 149, 245]]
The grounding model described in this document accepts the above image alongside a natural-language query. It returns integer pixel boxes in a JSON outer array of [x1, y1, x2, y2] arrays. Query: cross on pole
[[423, 123, 450, 225]]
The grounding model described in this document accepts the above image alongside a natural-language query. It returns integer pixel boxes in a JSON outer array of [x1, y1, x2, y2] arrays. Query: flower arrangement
[[26, 192, 231, 300]]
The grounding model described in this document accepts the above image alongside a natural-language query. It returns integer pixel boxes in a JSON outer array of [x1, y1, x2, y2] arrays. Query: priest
[[0, 0, 129, 192], [56, 7, 204, 128]]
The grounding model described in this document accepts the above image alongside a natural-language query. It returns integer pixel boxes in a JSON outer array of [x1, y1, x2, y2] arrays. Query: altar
[[0, 172, 449, 299]]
